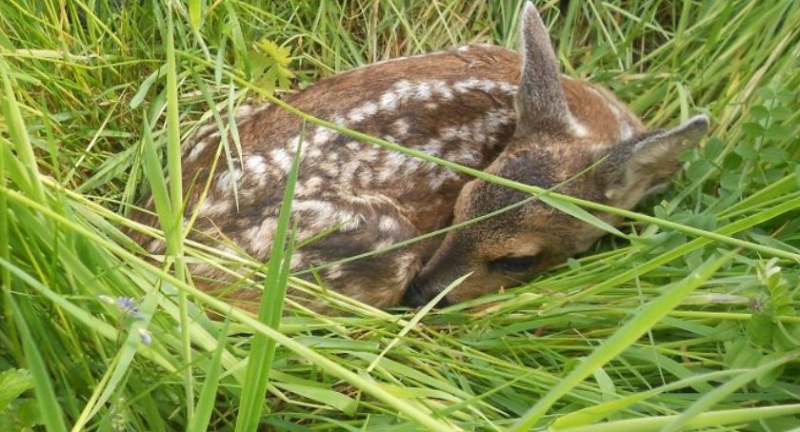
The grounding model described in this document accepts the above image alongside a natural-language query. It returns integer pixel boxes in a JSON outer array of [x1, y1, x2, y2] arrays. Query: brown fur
[[129, 2, 708, 311]]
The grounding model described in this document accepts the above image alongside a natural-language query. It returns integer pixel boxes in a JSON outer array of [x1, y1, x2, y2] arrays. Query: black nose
[[402, 281, 451, 308], [402, 281, 428, 307]]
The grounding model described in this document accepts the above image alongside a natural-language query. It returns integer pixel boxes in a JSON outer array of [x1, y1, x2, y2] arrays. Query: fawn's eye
[[487, 255, 539, 273]]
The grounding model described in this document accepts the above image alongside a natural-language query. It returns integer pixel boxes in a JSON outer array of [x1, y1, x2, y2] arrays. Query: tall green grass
[[1, 0, 799, 430]]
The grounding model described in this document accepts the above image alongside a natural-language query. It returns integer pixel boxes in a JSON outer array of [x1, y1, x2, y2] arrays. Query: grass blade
[[234, 131, 303, 431], [508, 252, 734, 430]]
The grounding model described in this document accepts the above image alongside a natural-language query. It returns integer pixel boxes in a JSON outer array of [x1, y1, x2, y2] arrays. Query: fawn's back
[[131, 2, 708, 311]]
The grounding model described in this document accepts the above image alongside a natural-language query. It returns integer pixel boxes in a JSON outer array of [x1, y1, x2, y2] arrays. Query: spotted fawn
[[130, 2, 709, 311]]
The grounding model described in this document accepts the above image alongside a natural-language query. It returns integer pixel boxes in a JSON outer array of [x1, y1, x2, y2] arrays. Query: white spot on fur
[[484, 108, 515, 131], [393, 119, 410, 136], [417, 139, 443, 157], [186, 138, 209, 162], [378, 152, 408, 182], [457, 46, 470, 53], [339, 214, 364, 232], [326, 263, 344, 280], [379, 91, 400, 111], [447, 146, 479, 166], [499, 83, 517, 94], [192, 123, 218, 141], [146, 239, 163, 254], [243, 218, 277, 257], [394, 80, 414, 99], [440, 124, 471, 141], [347, 101, 379, 124], [428, 170, 460, 190], [244, 155, 268, 178], [293, 200, 362, 233], [378, 216, 400, 233], [412, 82, 432, 100], [345, 141, 361, 151], [358, 169, 374, 186], [293, 200, 333, 215], [197, 198, 232, 217], [339, 160, 362, 184], [393, 252, 418, 284], [290, 252, 305, 270], [432, 80, 454, 100], [300, 176, 325, 196], [374, 238, 395, 250], [313, 127, 336, 145], [271, 148, 293, 174], [453, 78, 482, 93], [217, 167, 243, 190], [568, 114, 589, 138], [287, 136, 302, 151], [318, 161, 338, 177], [360, 147, 380, 164], [307, 147, 323, 160], [478, 80, 497, 93], [401, 157, 425, 175], [233, 104, 255, 118]]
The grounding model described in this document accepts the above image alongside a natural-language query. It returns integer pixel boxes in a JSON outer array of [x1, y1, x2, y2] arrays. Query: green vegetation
[[2, 0, 799, 430]]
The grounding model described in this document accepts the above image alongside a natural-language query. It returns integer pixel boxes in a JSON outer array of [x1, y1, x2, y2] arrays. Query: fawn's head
[[405, 2, 709, 307]]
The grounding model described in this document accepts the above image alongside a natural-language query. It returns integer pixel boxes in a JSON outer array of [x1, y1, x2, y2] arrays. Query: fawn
[[130, 2, 708, 311]]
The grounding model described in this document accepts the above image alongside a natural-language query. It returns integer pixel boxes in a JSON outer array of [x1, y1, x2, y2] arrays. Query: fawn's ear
[[515, 2, 571, 135], [603, 115, 710, 209]]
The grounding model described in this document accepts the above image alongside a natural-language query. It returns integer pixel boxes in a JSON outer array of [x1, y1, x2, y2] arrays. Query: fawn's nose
[[402, 281, 451, 308]]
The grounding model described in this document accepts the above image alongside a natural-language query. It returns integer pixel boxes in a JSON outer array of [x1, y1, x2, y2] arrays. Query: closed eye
[[487, 255, 539, 273]]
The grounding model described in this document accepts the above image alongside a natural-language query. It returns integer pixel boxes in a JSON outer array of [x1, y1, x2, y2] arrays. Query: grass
[[1, 0, 800, 430]]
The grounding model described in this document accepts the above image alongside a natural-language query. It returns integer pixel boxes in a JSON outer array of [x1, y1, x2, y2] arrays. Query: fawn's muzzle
[[402, 281, 452, 308]]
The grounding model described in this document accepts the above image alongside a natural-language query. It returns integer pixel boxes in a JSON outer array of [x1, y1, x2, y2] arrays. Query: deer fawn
[[130, 2, 708, 311]]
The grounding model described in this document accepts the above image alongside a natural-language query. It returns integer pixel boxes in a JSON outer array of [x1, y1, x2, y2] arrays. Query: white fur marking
[[568, 115, 589, 138], [197, 198, 232, 217], [379, 91, 400, 111], [378, 216, 400, 233], [417, 139, 443, 157], [217, 168, 243, 190], [413, 82, 432, 100], [244, 155, 268, 177], [326, 264, 344, 280], [432, 80, 454, 100], [244, 218, 277, 257], [313, 127, 336, 145], [186, 139, 209, 162], [348, 101, 379, 124], [393, 118, 410, 136], [271, 148, 293, 174]]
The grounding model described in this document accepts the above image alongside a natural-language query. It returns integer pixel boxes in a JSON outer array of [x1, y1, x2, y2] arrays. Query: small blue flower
[[99, 295, 145, 321], [137, 327, 153, 346]]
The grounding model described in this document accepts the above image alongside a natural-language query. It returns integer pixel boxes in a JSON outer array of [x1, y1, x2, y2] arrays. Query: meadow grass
[[1, 0, 800, 430]]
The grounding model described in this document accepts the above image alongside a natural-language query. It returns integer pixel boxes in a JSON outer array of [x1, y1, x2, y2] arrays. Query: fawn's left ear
[[603, 115, 710, 209], [515, 2, 572, 136]]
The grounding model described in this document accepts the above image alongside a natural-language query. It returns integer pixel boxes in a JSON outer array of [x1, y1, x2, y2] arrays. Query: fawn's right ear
[[603, 115, 710, 209], [515, 2, 572, 136]]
